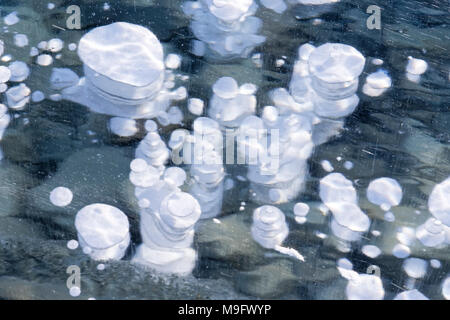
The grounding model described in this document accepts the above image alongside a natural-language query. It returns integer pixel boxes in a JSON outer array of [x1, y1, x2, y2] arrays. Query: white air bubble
[[394, 289, 429, 300], [67, 239, 79, 250], [212, 77, 239, 99], [239, 83, 258, 95], [8, 61, 30, 82], [343, 161, 353, 170], [188, 98, 204, 116], [163, 167, 186, 187], [371, 58, 384, 66], [31, 91, 45, 102], [430, 259, 441, 269], [138, 198, 150, 209], [362, 245, 381, 258], [320, 160, 334, 172], [367, 177, 403, 207], [0, 66, 11, 83], [68, 43, 77, 51], [50, 187, 73, 207], [47, 38, 64, 53], [75, 204, 130, 261], [406, 56, 428, 75], [14, 34, 28, 48], [384, 211, 395, 222], [392, 244, 411, 259], [109, 117, 138, 137], [346, 274, 385, 300], [165, 54, 181, 69], [428, 177, 450, 226], [275, 59, 285, 68], [403, 258, 427, 279], [442, 277, 450, 300], [144, 120, 158, 132], [293, 202, 309, 217], [4, 12, 19, 26], [130, 159, 148, 173]]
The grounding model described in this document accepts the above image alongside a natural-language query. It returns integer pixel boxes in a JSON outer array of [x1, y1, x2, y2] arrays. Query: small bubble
[[69, 286, 81, 297], [67, 240, 79, 250]]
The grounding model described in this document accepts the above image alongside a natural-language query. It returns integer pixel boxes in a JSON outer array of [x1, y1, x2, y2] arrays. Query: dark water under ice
[[0, 0, 448, 299]]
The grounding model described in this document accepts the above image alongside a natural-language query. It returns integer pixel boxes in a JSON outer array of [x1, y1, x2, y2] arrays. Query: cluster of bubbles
[[183, 0, 266, 60]]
